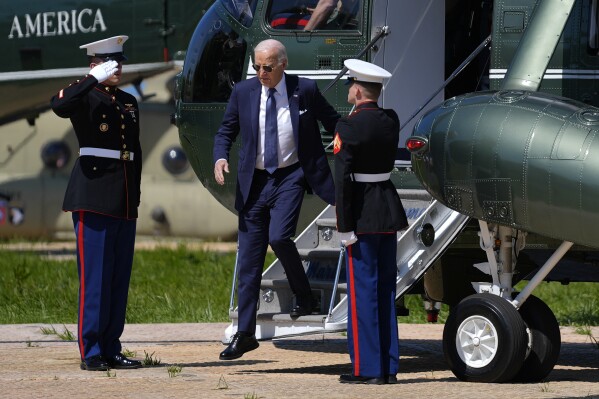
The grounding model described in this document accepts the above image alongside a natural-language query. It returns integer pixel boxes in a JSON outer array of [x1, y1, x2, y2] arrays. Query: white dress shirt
[[255, 75, 298, 170]]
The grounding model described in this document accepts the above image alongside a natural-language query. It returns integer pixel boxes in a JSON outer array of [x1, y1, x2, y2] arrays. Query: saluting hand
[[214, 159, 229, 185], [89, 60, 119, 83]]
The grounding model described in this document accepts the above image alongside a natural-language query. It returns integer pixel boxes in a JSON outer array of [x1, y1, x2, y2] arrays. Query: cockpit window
[[182, 8, 247, 103], [267, 0, 361, 31], [220, 0, 260, 28]]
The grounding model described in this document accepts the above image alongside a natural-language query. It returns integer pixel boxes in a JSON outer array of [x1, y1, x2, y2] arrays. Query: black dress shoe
[[80, 355, 110, 371], [107, 353, 142, 369], [386, 374, 398, 384], [290, 304, 312, 318], [219, 332, 259, 360], [339, 374, 386, 385]]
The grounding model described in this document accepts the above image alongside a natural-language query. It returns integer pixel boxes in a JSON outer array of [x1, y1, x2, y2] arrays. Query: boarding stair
[[223, 181, 470, 342]]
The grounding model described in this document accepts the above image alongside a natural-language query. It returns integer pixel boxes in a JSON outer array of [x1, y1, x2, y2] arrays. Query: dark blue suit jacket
[[214, 74, 339, 211]]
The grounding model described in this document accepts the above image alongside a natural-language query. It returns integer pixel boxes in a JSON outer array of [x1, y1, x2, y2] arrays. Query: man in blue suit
[[214, 39, 339, 360]]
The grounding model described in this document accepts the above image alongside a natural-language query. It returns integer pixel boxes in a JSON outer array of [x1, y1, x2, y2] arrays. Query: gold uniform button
[[121, 135, 125, 139], [102, 114, 106, 118], [123, 144, 127, 149], [116, 106, 120, 110], [121, 115, 124, 119], [121, 124, 125, 129], [93, 166, 97, 171]]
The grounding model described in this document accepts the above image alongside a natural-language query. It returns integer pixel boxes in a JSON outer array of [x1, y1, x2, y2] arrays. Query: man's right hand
[[89, 60, 118, 83], [214, 159, 229, 185]]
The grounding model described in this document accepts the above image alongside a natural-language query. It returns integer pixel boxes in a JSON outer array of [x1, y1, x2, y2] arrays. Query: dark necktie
[[264, 87, 279, 173]]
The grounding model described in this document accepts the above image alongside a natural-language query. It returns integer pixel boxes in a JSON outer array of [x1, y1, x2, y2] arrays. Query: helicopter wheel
[[512, 295, 561, 382], [443, 293, 528, 382]]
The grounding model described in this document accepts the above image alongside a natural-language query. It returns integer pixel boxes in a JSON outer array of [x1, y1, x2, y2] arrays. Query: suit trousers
[[345, 233, 399, 378], [72, 211, 136, 360], [236, 163, 311, 334]]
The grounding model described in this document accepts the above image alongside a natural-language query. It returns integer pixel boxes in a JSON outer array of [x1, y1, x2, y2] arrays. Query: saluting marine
[[51, 35, 143, 371], [334, 59, 408, 384]]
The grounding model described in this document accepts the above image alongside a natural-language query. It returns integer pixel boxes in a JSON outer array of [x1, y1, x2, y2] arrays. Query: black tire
[[513, 295, 561, 382], [443, 293, 528, 383]]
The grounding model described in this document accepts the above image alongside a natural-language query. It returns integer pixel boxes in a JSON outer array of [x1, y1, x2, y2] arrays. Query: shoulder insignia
[[333, 132, 342, 155]]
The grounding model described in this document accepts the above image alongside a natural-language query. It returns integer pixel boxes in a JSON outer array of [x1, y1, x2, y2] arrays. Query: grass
[[142, 351, 162, 366], [39, 325, 75, 340], [0, 247, 597, 326], [167, 364, 182, 378], [217, 375, 229, 389]]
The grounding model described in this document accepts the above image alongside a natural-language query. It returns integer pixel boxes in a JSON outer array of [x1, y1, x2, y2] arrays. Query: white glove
[[338, 231, 358, 247], [89, 60, 119, 83]]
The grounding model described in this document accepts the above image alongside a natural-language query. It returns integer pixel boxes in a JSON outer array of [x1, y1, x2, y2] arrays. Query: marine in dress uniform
[[334, 59, 408, 384], [51, 36, 142, 371]]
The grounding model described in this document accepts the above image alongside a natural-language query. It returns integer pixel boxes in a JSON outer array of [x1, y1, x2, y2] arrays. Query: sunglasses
[[252, 64, 275, 72]]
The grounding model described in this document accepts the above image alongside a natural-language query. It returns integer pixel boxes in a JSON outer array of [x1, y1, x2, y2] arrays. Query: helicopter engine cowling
[[409, 90, 599, 249]]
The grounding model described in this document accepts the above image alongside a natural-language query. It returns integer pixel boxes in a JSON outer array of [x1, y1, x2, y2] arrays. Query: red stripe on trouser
[[77, 211, 86, 359], [347, 245, 360, 375]]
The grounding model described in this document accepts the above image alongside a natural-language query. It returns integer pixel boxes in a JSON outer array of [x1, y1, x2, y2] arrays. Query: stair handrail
[[326, 245, 346, 321]]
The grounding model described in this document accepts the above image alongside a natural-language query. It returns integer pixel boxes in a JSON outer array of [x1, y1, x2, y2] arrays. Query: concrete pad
[[0, 323, 597, 398]]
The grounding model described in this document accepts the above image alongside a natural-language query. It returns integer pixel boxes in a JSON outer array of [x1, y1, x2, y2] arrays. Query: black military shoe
[[219, 332, 259, 360], [339, 374, 386, 385], [80, 355, 110, 371], [106, 353, 142, 369], [386, 374, 398, 384]]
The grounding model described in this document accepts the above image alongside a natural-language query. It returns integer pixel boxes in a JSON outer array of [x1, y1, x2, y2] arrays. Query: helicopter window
[[268, 0, 361, 31], [220, 0, 259, 27], [41, 140, 70, 170], [183, 9, 247, 102], [162, 146, 189, 175], [590, 0, 599, 53]]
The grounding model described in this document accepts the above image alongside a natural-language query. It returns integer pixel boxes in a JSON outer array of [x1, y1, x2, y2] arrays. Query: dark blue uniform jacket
[[51, 75, 142, 219]]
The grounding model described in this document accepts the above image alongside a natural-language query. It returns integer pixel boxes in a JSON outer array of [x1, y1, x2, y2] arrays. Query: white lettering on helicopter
[[8, 9, 107, 39]]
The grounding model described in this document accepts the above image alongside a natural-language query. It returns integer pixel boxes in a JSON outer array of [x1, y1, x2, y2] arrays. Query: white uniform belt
[[79, 147, 134, 161], [352, 172, 391, 182]]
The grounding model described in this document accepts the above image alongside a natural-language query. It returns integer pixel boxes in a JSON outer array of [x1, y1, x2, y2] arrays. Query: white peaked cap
[[80, 35, 129, 59], [344, 59, 391, 84]]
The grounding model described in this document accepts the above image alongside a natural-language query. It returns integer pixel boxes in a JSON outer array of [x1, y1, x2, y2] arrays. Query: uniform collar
[[349, 101, 380, 116], [355, 100, 379, 110]]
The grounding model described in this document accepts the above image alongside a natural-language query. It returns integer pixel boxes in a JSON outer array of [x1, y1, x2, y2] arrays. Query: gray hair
[[254, 39, 288, 64]]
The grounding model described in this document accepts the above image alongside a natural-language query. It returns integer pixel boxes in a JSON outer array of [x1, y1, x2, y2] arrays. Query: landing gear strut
[[443, 221, 571, 382]]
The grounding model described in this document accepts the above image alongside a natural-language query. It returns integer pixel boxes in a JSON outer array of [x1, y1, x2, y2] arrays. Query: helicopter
[[0, 0, 238, 239], [173, 0, 599, 383]]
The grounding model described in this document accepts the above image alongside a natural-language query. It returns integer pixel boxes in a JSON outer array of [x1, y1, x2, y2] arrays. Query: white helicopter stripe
[[490, 68, 599, 80], [0, 62, 174, 82]]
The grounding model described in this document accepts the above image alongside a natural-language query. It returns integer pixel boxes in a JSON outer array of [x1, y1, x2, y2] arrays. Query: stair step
[[298, 247, 342, 259], [229, 311, 328, 323], [315, 218, 337, 227], [262, 279, 347, 291]]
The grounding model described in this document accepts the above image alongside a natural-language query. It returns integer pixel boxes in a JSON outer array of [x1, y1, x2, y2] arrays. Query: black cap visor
[[94, 52, 127, 62]]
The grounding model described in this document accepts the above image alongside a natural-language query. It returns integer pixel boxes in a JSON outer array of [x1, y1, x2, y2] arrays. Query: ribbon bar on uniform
[[351, 172, 391, 183], [79, 147, 134, 161]]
